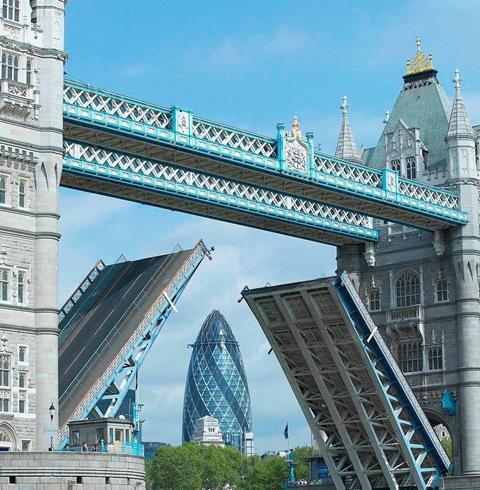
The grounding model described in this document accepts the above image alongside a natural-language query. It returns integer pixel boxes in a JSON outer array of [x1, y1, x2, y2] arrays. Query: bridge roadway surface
[[58, 250, 192, 427]]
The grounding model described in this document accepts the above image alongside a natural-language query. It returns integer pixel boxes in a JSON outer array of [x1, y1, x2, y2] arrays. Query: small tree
[[441, 436, 453, 460], [148, 443, 203, 490], [290, 446, 315, 480]]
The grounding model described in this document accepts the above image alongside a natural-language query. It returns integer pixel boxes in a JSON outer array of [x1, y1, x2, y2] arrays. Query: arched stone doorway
[[424, 409, 456, 470], [0, 422, 18, 451]]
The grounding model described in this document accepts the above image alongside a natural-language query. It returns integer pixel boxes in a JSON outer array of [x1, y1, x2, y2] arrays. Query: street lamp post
[[49, 403, 55, 451]]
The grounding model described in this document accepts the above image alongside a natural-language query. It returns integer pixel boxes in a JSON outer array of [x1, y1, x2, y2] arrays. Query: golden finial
[[291, 115, 300, 136], [406, 36, 433, 75]]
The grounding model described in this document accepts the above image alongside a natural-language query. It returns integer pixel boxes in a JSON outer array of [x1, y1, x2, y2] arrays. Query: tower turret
[[335, 96, 363, 163], [446, 69, 477, 181], [446, 69, 480, 477]]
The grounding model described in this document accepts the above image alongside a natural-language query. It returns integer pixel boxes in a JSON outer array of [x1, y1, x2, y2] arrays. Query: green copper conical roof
[[365, 74, 451, 170]]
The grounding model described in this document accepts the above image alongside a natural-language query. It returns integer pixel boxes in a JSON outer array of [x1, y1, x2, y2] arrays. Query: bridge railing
[[58, 259, 106, 323], [63, 79, 466, 224], [313, 152, 382, 188], [192, 116, 278, 159], [63, 81, 172, 129], [64, 140, 377, 241]]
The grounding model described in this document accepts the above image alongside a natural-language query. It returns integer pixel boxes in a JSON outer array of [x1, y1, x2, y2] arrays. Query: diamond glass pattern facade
[[182, 310, 253, 453]]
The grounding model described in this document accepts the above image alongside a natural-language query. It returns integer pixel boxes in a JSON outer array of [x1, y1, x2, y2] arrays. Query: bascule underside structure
[[57, 241, 209, 446], [243, 273, 451, 490]]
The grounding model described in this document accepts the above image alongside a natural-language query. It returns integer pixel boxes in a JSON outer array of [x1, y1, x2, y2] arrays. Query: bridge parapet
[[63, 140, 378, 244], [63, 79, 467, 228]]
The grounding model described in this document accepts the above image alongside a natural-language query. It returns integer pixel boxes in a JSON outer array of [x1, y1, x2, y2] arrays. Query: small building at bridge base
[[0, 451, 145, 489]]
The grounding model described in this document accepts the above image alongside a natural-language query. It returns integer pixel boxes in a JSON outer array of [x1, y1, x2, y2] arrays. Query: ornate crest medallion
[[177, 110, 190, 135], [284, 116, 309, 174]]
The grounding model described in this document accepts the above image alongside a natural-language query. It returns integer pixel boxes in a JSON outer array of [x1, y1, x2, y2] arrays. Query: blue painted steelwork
[[63, 79, 467, 227], [332, 272, 451, 487], [58, 241, 209, 448], [243, 274, 451, 487], [62, 139, 377, 245], [442, 389, 457, 416]]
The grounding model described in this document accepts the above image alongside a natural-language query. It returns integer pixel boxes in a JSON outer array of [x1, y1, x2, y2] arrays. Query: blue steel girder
[[242, 274, 450, 489], [57, 240, 209, 448], [63, 79, 467, 230], [331, 273, 451, 487], [61, 139, 377, 246]]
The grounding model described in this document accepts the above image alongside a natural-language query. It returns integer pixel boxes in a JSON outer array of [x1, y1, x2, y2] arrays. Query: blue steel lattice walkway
[[63, 79, 467, 231], [61, 139, 377, 246], [243, 273, 450, 489]]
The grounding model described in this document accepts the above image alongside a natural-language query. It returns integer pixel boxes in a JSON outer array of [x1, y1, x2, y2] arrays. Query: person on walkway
[[82, 442, 88, 452]]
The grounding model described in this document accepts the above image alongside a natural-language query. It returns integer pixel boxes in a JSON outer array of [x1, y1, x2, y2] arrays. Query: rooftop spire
[[446, 69, 475, 140], [335, 96, 362, 163]]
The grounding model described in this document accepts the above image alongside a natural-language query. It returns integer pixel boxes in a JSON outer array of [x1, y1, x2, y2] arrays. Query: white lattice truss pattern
[[64, 84, 172, 128], [314, 154, 460, 210], [192, 119, 277, 158], [314, 154, 382, 188], [398, 179, 459, 209], [65, 142, 371, 229], [64, 83, 461, 214], [58, 242, 208, 443]]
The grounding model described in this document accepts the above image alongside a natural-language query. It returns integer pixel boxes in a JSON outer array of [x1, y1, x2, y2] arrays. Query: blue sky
[[61, 1, 479, 452]]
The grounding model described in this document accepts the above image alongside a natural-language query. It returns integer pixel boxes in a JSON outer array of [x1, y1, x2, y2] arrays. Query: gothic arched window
[[17, 271, 24, 304], [18, 180, 26, 208], [406, 156, 416, 179], [0, 270, 8, 301], [428, 346, 443, 371], [0, 355, 10, 387], [1, 53, 19, 81], [391, 159, 401, 173], [0, 176, 6, 204], [395, 271, 420, 307], [25, 59, 32, 85], [2, 0, 19, 22], [398, 342, 423, 373]]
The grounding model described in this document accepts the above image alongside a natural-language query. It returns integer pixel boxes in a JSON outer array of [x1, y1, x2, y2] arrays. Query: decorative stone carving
[[364, 242, 376, 267], [176, 110, 190, 135], [0, 428, 11, 442], [3, 25, 21, 40], [284, 116, 309, 174]]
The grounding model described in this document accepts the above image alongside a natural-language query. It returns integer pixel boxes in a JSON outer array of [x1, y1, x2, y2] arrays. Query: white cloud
[[59, 188, 132, 235], [59, 187, 336, 452], [198, 27, 309, 68], [129, 212, 335, 452], [121, 62, 152, 78]]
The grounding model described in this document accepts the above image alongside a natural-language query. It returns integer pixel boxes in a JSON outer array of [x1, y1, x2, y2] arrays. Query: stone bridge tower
[[0, 0, 65, 451], [336, 40, 480, 483]]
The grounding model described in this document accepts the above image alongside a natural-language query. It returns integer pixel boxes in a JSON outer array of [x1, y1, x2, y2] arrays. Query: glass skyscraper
[[182, 310, 253, 453]]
